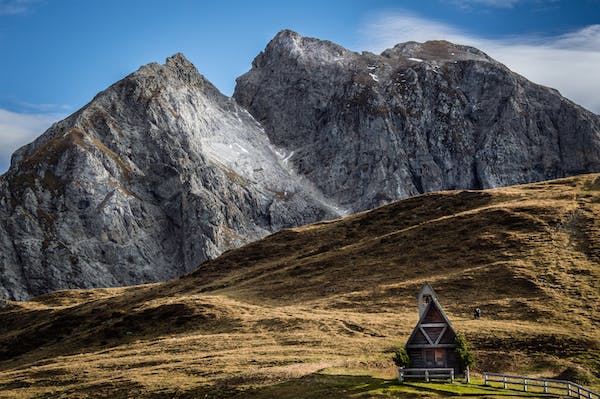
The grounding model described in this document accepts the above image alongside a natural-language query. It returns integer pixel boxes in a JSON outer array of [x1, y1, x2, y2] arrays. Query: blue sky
[[1, 0, 599, 172]]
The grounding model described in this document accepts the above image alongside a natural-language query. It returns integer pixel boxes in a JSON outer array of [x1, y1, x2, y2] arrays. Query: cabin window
[[423, 294, 431, 304]]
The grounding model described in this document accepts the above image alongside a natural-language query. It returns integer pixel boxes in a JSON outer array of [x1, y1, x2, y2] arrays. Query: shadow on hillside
[[165, 373, 413, 399], [0, 296, 240, 363], [168, 373, 549, 399], [244, 373, 403, 399]]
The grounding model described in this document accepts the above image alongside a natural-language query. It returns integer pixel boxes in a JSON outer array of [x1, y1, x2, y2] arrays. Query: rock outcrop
[[234, 30, 600, 211], [0, 53, 339, 300]]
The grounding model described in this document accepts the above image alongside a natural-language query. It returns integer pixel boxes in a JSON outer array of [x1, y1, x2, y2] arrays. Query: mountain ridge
[[2, 29, 600, 299]]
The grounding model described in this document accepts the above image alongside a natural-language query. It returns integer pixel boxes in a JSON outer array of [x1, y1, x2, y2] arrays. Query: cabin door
[[434, 349, 446, 367], [424, 349, 435, 367], [424, 349, 446, 367]]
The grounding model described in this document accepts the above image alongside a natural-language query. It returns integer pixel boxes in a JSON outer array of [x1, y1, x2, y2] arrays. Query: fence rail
[[483, 372, 600, 399], [398, 368, 455, 383]]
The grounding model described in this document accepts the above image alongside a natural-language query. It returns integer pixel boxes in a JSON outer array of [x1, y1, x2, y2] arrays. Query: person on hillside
[[473, 307, 481, 319]]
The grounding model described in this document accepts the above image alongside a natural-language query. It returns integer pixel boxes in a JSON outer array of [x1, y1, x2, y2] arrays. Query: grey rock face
[[0, 53, 339, 300], [234, 30, 600, 211], [3, 30, 600, 300]]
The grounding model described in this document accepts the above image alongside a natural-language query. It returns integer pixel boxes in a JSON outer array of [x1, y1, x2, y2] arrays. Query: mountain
[[0, 53, 339, 300], [0, 175, 598, 398], [3, 29, 600, 300], [234, 30, 600, 212]]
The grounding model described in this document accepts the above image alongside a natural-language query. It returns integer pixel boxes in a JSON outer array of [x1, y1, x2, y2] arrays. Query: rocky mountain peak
[[270, 28, 302, 44], [125, 52, 225, 102], [0, 50, 339, 300], [235, 30, 600, 211], [252, 29, 354, 68], [165, 52, 195, 70], [7, 53, 214, 174], [380, 40, 492, 63], [162, 52, 214, 91]]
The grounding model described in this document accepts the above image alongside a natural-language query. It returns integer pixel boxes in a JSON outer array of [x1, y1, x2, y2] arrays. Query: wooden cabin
[[405, 283, 460, 374]]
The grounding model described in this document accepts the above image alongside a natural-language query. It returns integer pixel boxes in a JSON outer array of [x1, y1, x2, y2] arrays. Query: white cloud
[[448, 0, 522, 9], [0, 0, 35, 15], [358, 12, 600, 114], [0, 108, 63, 173], [17, 102, 72, 113]]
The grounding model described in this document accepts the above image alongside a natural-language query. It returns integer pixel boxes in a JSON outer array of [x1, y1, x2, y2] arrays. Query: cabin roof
[[405, 296, 457, 348], [418, 282, 437, 299]]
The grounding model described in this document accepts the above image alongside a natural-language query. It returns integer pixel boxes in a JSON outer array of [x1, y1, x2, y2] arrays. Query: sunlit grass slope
[[0, 174, 598, 398]]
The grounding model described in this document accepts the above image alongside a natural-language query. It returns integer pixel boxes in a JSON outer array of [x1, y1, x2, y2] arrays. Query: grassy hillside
[[0, 174, 599, 398]]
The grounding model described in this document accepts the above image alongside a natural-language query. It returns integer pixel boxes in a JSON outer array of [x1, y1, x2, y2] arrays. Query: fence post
[[425, 370, 429, 382], [465, 367, 469, 384], [578, 386, 582, 398], [543, 380, 548, 393], [523, 379, 528, 392], [568, 383, 572, 397], [484, 373, 488, 385], [398, 368, 404, 383], [451, 369, 455, 383], [503, 376, 507, 389]]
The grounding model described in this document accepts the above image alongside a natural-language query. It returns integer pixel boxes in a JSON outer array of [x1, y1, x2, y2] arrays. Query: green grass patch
[[241, 374, 561, 398]]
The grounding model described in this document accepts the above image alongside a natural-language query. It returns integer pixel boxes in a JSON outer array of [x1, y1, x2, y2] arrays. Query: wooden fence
[[483, 372, 600, 399], [398, 368, 455, 383]]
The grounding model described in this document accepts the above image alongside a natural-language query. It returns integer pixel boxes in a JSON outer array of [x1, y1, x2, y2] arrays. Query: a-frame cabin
[[405, 283, 460, 374]]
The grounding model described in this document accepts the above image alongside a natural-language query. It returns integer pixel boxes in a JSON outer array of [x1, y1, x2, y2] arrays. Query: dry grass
[[0, 174, 599, 398]]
